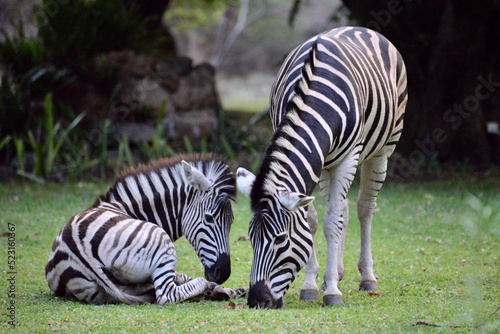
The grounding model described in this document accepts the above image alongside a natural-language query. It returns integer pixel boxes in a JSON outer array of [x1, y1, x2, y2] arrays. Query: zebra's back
[[270, 26, 407, 167]]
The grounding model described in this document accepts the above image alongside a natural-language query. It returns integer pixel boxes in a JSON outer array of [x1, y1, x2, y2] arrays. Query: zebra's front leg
[[322, 155, 358, 306], [357, 155, 389, 292], [322, 203, 344, 306], [152, 253, 210, 304], [205, 284, 249, 301], [174, 272, 192, 285], [154, 267, 209, 305], [300, 203, 320, 301]]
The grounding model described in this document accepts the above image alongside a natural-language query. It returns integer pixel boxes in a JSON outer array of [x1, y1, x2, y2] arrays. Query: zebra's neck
[[94, 167, 188, 242], [250, 114, 328, 211]]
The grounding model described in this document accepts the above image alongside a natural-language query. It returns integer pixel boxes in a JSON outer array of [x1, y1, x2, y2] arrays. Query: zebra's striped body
[[237, 27, 408, 308], [46, 154, 239, 304]]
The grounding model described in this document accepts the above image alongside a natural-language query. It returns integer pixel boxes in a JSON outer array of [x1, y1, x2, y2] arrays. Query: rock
[[104, 51, 220, 144], [164, 110, 218, 139], [113, 123, 156, 143], [173, 64, 218, 112]]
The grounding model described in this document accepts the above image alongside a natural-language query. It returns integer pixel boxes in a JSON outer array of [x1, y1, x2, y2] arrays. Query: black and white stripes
[[237, 26, 407, 308], [46, 154, 238, 304]]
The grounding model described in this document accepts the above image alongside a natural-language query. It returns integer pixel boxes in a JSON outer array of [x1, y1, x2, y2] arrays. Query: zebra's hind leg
[[357, 153, 390, 292], [337, 197, 349, 283], [64, 269, 123, 304], [120, 283, 156, 303], [64, 272, 107, 304], [300, 203, 320, 301]]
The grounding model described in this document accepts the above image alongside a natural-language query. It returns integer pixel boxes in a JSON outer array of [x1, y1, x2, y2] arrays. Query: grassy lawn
[[0, 178, 499, 333]]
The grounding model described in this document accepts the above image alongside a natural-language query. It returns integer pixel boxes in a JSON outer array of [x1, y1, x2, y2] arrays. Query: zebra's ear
[[278, 191, 315, 211], [236, 167, 255, 198], [182, 160, 212, 191]]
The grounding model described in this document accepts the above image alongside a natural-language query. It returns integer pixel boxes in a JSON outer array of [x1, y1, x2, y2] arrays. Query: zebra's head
[[237, 167, 314, 309], [181, 159, 236, 285]]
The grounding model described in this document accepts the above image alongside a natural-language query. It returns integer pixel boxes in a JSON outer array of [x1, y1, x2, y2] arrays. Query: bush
[[34, 0, 159, 74]]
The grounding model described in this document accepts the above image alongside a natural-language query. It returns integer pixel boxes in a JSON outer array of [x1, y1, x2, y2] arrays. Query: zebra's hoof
[[235, 286, 249, 298], [323, 294, 343, 306], [359, 280, 378, 291], [205, 285, 230, 301], [300, 289, 319, 301]]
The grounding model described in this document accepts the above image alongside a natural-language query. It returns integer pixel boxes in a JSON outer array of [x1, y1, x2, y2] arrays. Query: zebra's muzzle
[[247, 281, 284, 309], [204, 253, 231, 284]]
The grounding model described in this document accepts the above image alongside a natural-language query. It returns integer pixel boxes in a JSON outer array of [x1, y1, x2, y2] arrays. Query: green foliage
[[34, 0, 159, 73], [115, 134, 135, 175], [0, 67, 73, 142], [0, 135, 11, 152], [61, 142, 100, 182], [166, 0, 234, 30], [0, 22, 44, 75], [219, 135, 236, 163], [218, 110, 270, 172], [139, 101, 176, 162], [0, 73, 30, 139], [183, 135, 194, 154], [0, 18, 73, 142], [13, 137, 24, 172], [96, 119, 112, 179], [21, 93, 85, 181]]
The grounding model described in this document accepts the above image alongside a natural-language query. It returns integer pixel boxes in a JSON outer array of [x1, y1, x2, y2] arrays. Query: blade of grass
[[0, 135, 11, 151]]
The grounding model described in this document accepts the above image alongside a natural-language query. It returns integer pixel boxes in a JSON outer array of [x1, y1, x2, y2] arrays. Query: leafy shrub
[[0, 22, 44, 75], [16, 93, 85, 182], [35, 0, 152, 74], [0, 65, 74, 145], [0, 19, 73, 158]]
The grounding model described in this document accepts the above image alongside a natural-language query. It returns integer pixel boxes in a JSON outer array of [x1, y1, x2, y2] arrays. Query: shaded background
[[1, 0, 499, 182]]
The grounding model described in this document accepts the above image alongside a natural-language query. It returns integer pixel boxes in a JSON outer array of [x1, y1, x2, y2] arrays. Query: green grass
[[0, 178, 499, 333]]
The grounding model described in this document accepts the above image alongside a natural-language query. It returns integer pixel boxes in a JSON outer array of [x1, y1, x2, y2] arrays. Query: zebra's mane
[[250, 44, 320, 213], [94, 153, 236, 207]]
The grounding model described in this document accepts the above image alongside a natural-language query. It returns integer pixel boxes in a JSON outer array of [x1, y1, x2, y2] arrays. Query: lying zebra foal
[[46, 154, 247, 304]]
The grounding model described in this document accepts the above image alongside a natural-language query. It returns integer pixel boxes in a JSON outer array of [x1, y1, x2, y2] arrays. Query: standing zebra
[[237, 27, 408, 308], [46, 154, 244, 304]]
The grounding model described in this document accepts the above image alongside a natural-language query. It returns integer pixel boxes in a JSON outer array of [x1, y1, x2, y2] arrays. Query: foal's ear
[[278, 191, 315, 211], [236, 167, 255, 198], [182, 160, 212, 191]]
